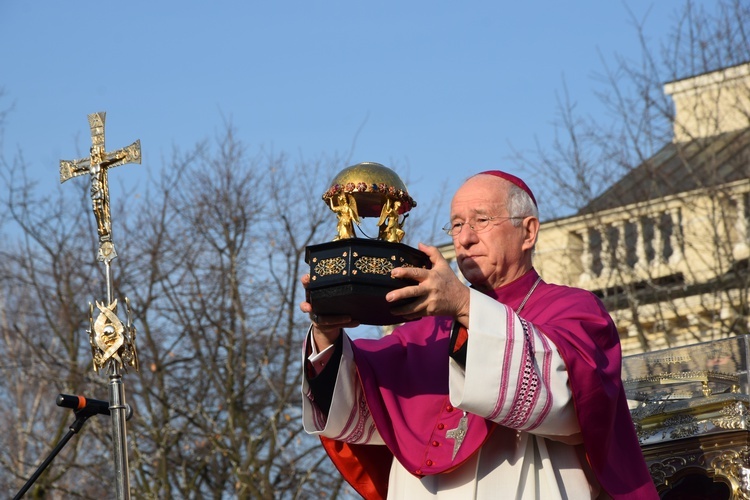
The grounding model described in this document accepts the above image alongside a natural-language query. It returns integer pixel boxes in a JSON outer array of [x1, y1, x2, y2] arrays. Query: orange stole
[[321, 437, 392, 500]]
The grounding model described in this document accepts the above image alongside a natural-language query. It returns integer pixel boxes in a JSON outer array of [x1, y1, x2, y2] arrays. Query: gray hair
[[507, 184, 538, 226]]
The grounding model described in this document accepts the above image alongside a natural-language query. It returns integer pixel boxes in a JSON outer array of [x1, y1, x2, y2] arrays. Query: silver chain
[[515, 276, 542, 314]]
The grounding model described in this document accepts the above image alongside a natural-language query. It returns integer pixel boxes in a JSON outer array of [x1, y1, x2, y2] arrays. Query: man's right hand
[[299, 273, 360, 350]]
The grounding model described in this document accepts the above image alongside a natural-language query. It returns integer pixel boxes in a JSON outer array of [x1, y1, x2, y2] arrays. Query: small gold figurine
[[377, 198, 406, 243], [330, 192, 360, 240]]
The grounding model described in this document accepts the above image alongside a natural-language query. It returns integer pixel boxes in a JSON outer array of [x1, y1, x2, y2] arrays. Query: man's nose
[[456, 225, 480, 246]]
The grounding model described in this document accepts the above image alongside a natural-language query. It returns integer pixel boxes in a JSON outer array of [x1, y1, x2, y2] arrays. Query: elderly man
[[300, 171, 657, 499]]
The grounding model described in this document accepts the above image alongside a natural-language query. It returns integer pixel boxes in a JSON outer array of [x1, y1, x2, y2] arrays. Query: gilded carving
[[664, 414, 700, 440], [649, 457, 685, 486], [315, 257, 347, 277], [631, 401, 669, 422], [354, 256, 394, 275], [712, 401, 749, 430], [626, 370, 739, 388], [625, 338, 750, 499], [710, 450, 750, 499], [60, 112, 140, 496]]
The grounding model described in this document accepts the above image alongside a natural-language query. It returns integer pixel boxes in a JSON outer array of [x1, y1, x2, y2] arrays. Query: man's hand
[[299, 273, 360, 350], [386, 243, 470, 327]]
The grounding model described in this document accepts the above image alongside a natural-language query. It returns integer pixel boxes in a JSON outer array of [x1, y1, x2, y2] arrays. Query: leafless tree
[[520, 0, 750, 352], [0, 122, 358, 498]]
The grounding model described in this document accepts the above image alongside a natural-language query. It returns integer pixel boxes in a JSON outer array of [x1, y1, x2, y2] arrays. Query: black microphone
[[56, 394, 132, 420], [56, 394, 110, 415]]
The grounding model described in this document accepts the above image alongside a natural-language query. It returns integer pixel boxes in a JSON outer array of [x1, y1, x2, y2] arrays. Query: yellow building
[[440, 62, 750, 357], [537, 62, 750, 356]]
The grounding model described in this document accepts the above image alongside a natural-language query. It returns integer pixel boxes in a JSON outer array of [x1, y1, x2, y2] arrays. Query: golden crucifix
[[60, 111, 141, 263], [59, 112, 140, 499]]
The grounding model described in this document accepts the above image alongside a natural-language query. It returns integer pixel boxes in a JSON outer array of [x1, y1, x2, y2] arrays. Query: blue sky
[[0, 1, 697, 225]]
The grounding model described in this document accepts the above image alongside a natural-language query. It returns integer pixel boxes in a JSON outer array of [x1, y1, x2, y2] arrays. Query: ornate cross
[[446, 411, 469, 460], [60, 111, 141, 262]]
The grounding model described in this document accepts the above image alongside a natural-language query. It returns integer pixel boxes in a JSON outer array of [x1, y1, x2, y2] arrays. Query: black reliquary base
[[305, 239, 431, 326]]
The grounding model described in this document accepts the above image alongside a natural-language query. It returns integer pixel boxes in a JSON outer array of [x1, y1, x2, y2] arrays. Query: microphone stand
[[13, 408, 100, 500]]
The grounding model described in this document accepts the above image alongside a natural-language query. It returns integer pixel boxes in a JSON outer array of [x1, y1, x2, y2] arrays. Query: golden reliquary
[[305, 162, 431, 326]]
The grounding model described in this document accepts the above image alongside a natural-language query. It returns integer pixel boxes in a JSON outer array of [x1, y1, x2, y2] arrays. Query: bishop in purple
[[301, 171, 657, 499]]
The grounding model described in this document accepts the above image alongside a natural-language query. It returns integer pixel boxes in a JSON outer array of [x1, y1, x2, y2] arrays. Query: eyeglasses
[[442, 216, 523, 236]]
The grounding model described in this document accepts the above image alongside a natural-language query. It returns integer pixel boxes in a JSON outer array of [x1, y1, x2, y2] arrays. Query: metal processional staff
[[60, 112, 141, 500]]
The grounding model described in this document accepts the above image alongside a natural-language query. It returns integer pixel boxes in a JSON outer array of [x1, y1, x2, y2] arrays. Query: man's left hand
[[386, 243, 470, 327]]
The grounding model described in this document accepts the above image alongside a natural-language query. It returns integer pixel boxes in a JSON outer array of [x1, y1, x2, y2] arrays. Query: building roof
[[579, 127, 750, 214]]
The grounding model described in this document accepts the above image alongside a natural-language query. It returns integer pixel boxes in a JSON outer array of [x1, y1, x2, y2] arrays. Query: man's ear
[[522, 216, 539, 251]]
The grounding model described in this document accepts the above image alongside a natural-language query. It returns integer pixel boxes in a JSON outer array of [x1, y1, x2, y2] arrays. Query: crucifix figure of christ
[[60, 111, 141, 262]]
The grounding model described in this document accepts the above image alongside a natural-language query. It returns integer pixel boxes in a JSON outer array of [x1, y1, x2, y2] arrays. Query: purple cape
[[327, 269, 656, 499]]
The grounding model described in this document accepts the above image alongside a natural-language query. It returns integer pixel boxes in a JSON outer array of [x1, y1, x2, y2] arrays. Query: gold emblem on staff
[[88, 298, 139, 374]]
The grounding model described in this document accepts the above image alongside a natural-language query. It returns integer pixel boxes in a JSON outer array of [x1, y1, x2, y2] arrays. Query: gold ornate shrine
[[623, 337, 750, 498], [305, 162, 429, 325]]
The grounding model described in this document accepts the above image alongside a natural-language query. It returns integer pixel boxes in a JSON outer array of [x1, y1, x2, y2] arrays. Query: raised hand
[[386, 243, 470, 328]]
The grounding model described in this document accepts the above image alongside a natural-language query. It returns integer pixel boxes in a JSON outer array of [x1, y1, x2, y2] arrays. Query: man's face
[[449, 175, 534, 291]]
